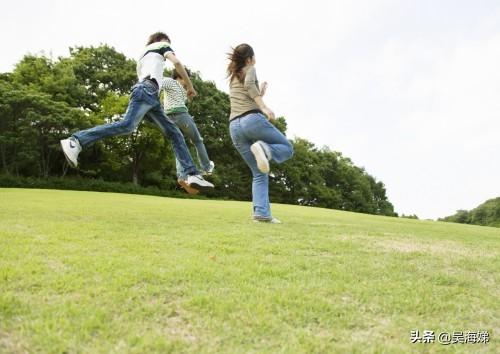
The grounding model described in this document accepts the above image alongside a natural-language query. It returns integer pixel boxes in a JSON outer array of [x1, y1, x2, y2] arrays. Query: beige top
[[229, 66, 261, 120]]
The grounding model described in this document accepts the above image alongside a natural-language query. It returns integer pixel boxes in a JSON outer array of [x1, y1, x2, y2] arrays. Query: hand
[[260, 81, 268, 96], [262, 107, 275, 120], [187, 87, 197, 98]]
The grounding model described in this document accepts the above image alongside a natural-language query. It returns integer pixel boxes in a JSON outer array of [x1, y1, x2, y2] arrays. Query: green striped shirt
[[162, 78, 188, 114]]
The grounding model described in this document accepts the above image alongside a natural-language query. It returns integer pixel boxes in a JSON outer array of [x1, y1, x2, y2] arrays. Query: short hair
[[147, 32, 170, 45], [172, 67, 191, 80]]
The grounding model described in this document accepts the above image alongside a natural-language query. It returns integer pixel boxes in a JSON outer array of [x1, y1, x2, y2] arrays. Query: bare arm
[[253, 96, 275, 120], [260, 81, 268, 97], [165, 52, 197, 98]]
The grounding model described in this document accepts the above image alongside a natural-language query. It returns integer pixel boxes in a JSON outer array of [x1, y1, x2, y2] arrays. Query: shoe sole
[[178, 179, 200, 195], [60, 140, 78, 168], [188, 181, 214, 191], [253, 219, 281, 224], [250, 143, 270, 174]]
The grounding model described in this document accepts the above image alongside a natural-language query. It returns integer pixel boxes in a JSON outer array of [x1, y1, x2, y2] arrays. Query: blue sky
[[1, 0, 499, 219]]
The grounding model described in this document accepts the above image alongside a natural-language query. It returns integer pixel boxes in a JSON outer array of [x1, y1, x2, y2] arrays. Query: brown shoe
[[178, 178, 200, 195]]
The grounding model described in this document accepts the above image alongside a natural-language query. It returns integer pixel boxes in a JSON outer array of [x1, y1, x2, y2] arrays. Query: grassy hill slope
[[1, 189, 499, 353]]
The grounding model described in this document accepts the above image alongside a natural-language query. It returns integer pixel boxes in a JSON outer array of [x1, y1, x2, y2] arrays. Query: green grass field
[[0, 188, 499, 353]]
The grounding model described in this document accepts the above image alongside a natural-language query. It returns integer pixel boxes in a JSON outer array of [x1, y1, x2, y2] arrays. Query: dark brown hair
[[227, 43, 254, 83], [171, 66, 192, 80], [147, 32, 171, 45]]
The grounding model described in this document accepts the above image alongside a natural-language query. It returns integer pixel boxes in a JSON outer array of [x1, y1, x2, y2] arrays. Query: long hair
[[227, 43, 255, 83], [147, 32, 170, 45]]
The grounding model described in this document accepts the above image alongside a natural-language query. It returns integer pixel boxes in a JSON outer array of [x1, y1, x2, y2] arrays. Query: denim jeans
[[169, 112, 211, 179], [229, 113, 294, 218], [72, 80, 197, 175]]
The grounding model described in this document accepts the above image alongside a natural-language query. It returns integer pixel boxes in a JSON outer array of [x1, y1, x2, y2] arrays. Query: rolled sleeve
[[244, 67, 261, 99]]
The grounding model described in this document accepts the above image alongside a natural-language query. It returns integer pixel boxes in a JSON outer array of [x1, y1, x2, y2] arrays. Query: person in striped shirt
[[162, 67, 214, 194]]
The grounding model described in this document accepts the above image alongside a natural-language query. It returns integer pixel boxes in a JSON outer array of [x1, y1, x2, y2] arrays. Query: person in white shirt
[[60, 32, 213, 191], [162, 67, 214, 194]]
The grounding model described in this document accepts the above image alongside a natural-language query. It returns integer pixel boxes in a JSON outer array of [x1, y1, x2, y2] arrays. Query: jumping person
[[162, 67, 214, 194], [227, 44, 293, 223], [60, 32, 214, 191]]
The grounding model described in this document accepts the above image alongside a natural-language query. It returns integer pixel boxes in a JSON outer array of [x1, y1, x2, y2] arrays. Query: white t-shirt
[[136, 41, 174, 88]]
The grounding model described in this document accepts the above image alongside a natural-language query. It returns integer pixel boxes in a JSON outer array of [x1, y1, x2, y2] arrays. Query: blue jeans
[[229, 113, 294, 218], [72, 81, 197, 175], [169, 112, 211, 179]]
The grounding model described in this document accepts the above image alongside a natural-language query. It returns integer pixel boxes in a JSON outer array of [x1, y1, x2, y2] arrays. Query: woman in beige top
[[227, 43, 294, 223]]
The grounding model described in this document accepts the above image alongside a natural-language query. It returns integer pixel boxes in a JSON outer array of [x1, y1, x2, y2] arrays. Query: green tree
[[11, 55, 86, 108], [186, 72, 252, 200], [68, 45, 137, 111], [440, 198, 500, 228], [0, 81, 89, 177]]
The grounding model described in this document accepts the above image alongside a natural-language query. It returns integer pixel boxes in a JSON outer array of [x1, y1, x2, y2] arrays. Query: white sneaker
[[253, 216, 282, 224], [250, 142, 270, 174], [60, 137, 82, 168], [187, 174, 214, 190], [203, 161, 215, 176]]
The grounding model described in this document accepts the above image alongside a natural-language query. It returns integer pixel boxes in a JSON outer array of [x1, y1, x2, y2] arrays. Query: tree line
[[0, 45, 396, 216], [439, 197, 500, 228]]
